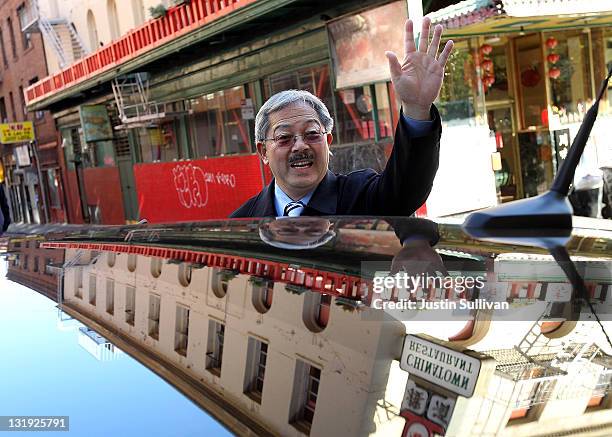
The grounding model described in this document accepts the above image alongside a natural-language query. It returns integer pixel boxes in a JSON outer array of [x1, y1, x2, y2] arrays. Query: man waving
[[231, 18, 453, 218]]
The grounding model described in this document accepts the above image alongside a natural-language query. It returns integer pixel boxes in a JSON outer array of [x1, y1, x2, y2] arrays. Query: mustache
[[288, 151, 315, 164]]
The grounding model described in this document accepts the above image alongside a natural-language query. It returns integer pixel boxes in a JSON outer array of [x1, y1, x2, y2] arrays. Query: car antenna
[[463, 64, 612, 230]]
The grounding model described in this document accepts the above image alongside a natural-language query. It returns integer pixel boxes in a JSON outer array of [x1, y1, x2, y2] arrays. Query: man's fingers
[[418, 17, 431, 53], [404, 19, 416, 57], [437, 40, 454, 68], [386, 51, 402, 80], [427, 24, 442, 58]]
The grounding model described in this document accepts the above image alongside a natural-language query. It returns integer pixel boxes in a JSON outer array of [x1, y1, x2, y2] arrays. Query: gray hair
[[255, 90, 334, 143]]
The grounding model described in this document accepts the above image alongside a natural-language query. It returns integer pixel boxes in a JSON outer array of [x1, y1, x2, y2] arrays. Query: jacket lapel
[[251, 180, 277, 217], [303, 171, 338, 216]]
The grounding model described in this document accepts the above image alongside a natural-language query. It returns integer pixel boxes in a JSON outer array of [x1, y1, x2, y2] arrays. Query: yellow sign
[[0, 122, 35, 144]]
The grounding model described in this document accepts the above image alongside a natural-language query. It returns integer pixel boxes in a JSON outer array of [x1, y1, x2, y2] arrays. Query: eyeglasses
[[264, 131, 327, 148]]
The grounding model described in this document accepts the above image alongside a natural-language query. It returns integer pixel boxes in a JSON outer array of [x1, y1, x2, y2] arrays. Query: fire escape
[[21, 0, 88, 68]]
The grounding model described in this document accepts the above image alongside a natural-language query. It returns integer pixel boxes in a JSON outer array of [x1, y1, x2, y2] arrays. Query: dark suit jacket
[[230, 105, 441, 218]]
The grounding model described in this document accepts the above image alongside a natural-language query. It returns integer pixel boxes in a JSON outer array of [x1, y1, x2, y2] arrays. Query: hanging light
[[546, 53, 560, 64], [479, 43, 493, 55], [548, 67, 561, 79], [545, 36, 558, 49]]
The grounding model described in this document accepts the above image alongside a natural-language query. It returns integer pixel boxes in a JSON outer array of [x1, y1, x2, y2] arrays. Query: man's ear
[[256, 142, 269, 165]]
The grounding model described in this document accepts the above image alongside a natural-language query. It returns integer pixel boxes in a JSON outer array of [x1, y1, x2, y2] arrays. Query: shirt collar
[[274, 184, 315, 217]]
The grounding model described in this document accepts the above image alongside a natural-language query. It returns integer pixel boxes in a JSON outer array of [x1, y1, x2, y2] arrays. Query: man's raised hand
[[385, 18, 454, 120]]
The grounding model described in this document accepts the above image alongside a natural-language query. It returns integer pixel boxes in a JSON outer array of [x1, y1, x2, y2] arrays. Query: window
[[188, 85, 253, 158], [0, 97, 7, 123], [107, 0, 120, 41], [8, 92, 16, 121], [33, 256, 39, 273], [587, 371, 612, 409], [150, 257, 162, 278], [74, 267, 83, 298], [211, 268, 229, 298], [437, 38, 484, 124], [44, 258, 54, 276], [45, 169, 61, 208], [148, 294, 161, 340], [18, 86, 25, 117], [106, 279, 114, 315], [251, 279, 273, 313], [127, 254, 137, 272], [508, 380, 555, 421], [0, 28, 8, 66], [291, 360, 321, 433], [136, 123, 181, 163], [7, 17, 17, 59], [131, 0, 145, 26], [17, 4, 31, 50], [317, 294, 332, 328], [545, 31, 593, 124], [174, 305, 189, 356], [244, 338, 268, 402], [89, 274, 97, 305], [29, 78, 44, 120], [206, 320, 225, 375], [22, 255, 28, 270], [125, 286, 136, 325], [107, 252, 116, 267], [86, 10, 99, 50]]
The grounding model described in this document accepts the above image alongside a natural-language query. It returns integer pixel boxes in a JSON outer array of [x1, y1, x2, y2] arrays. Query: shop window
[[244, 337, 268, 402], [174, 305, 189, 356], [437, 39, 484, 124], [136, 120, 183, 163], [545, 31, 593, 124], [148, 293, 161, 340], [125, 285, 135, 325], [206, 320, 225, 376], [290, 360, 321, 433], [516, 33, 548, 129], [586, 371, 612, 409], [188, 85, 253, 158]]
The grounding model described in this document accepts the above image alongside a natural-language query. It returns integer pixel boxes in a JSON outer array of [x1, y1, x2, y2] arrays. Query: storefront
[[430, 0, 612, 205], [26, 0, 502, 223]]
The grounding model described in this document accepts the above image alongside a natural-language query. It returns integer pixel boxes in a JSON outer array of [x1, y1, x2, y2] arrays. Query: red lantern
[[482, 58, 494, 72], [545, 37, 558, 49], [482, 74, 495, 87], [548, 67, 561, 79], [546, 53, 560, 64], [521, 67, 541, 87], [480, 44, 493, 55]]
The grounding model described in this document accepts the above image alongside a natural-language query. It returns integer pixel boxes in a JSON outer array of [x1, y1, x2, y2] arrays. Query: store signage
[[14, 144, 31, 167], [400, 335, 481, 397], [79, 105, 113, 142], [133, 154, 265, 222], [0, 122, 34, 144]]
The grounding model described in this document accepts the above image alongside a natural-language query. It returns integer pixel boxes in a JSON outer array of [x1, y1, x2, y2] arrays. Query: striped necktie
[[283, 200, 305, 217]]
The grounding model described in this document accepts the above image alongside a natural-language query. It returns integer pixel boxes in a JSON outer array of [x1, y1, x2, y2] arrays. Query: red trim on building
[[40, 241, 368, 299], [25, 0, 258, 106]]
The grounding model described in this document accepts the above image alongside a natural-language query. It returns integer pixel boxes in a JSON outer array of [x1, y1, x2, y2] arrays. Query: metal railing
[[25, 0, 257, 106]]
